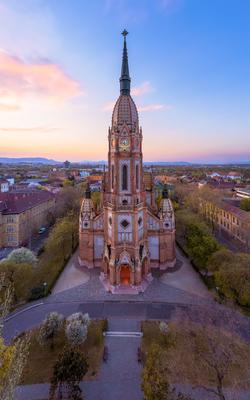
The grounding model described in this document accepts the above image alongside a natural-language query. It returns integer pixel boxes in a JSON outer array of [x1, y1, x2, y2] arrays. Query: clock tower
[[79, 31, 176, 294], [102, 30, 150, 291]]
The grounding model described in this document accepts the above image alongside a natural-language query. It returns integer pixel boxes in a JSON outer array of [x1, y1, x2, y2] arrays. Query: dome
[[112, 94, 139, 128]]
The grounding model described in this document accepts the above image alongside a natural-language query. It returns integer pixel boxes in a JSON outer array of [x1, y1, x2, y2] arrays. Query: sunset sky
[[0, 0, 249, 163]]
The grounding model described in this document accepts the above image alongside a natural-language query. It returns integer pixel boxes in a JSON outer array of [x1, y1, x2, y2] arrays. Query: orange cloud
[[131, 81, 153, 97], [0, 50, 82, 104]]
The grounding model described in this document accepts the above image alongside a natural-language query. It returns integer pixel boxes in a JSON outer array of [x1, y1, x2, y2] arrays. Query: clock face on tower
[[119, 138, 130, 151]]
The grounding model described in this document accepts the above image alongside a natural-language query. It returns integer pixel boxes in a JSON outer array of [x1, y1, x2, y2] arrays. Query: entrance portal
[[120, 265, 130, 285]]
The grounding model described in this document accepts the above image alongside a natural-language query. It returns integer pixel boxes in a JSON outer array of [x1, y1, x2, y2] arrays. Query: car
[[38, 227, 46, 234]]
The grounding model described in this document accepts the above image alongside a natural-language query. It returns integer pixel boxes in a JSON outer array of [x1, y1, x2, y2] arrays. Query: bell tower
[[79, 30, 176, 293], [102, 30, 151, 292]]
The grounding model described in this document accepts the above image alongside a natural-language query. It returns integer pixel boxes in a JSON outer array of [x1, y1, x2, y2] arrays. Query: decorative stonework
[[79, 31, 176, 293]]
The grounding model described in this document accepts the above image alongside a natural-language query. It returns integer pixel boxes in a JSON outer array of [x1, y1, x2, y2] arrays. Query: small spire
[[162, 184, 169, 199], [85, 183, 91, 199], [120, 29, 131, 95]]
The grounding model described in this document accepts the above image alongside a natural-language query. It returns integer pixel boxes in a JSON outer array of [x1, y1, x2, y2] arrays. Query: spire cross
[[122, 29, 128, 39]]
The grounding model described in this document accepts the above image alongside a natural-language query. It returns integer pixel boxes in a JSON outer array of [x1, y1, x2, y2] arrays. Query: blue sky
[[0, 0, 249, 162]]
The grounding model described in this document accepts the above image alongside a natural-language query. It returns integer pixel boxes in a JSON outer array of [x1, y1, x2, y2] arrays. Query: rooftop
[[0, 190, 55, 215]]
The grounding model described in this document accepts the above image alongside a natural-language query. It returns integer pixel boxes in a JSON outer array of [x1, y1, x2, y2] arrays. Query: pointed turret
[[120, 29, 131, 95], [162, 184, 169, 199], [85, 183, 91, 199]]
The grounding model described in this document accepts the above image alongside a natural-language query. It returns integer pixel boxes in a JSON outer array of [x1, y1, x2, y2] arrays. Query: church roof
[[112, 31, 139, 128], [112, 94, 138, 127]]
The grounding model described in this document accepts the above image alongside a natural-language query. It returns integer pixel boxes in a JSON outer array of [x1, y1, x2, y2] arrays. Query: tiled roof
[[0, 190, 55, 215], [112, 94, 138, 127]]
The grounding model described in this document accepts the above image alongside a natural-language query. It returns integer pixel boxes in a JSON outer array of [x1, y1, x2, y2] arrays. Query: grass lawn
[[21, 320, 106, 384], [141, 320, 250, 389]]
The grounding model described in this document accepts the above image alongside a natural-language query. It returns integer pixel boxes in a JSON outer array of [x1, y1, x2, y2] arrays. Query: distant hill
[[0, 157, 61, 165]]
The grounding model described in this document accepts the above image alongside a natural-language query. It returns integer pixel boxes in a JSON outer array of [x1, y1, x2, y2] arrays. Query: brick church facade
[[79, 31, 176, 293]]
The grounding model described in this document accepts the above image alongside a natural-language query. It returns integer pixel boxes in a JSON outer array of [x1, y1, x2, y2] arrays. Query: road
[[4, 299, 250, 344]]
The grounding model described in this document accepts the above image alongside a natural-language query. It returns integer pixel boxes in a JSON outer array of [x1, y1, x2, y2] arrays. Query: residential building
[[0, 190, 55, 248], [200, 198, 250, 251], [0, 179, 9, 193]]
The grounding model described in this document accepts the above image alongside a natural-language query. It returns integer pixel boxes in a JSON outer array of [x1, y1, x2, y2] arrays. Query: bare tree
[[170, 305, 250, 400]]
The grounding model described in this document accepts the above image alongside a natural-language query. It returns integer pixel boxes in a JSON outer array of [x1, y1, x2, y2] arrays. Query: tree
[[0, 275, 30, 400], [49, 347, 88, 400], [207, 248, 234, 273], [67, 312, 90, 327], [159, 321, 169, 335], [0, 261, 34, 302], [38, 312, 64, 349], [208, 250, 250, 306], [66, 320, 88, 347], [6, 247, 38, 266], [55, 186, 82, 218], [142, 344, 170, 400], [240, 198, 250, 211], [169, 307, 250, 400]]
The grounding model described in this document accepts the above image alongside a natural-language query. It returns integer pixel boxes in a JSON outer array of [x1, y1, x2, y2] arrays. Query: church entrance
[[120, 265, 130, 285]]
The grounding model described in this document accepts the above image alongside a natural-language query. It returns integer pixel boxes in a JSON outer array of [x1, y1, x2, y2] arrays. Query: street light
[[43, 282, 48, 296]]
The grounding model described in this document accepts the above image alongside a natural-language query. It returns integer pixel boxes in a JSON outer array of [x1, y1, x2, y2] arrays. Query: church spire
[[120, 29, 131, 95]]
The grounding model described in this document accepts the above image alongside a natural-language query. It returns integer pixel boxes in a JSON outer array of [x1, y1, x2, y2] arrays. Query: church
[[79, 31, 176, 293]]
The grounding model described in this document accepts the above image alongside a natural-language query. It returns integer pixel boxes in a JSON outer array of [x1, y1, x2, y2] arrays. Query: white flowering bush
[[65, 312, 90, 347], [7, 248, 38, 267], [66, 319, 88, 347], [38, 312, 64, 348], [66, 312, 90, 327], [159, 321, 169, 336]]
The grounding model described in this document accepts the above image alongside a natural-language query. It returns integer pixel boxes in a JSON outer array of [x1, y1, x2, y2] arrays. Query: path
[[160, 246, 211, 299], [52, 249, 89, 294], [15, 318, 143, 400]]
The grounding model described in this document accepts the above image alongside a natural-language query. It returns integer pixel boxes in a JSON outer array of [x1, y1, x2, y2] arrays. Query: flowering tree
[[7, 247, 38, 266], [159, 321, 168, 336], [0, 274, 30, 400], [38, 312, 64, 349], [67, 312, 90, 327], [65, 312, 90, 347], [66, 320, 87, 347]]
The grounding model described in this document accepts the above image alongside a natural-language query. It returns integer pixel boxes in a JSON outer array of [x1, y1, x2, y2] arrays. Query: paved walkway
[[15, 318, 143, 400], [52, 249, 89, 294], [160, 247, 211, 299], [48, 247, 213, 305]]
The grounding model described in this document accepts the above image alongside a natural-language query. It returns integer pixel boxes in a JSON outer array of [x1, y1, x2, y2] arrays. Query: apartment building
[[0, 190, 55, 248]]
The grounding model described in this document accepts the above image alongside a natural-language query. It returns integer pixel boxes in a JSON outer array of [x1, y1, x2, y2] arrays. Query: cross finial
[[122, 29, 128, 38]]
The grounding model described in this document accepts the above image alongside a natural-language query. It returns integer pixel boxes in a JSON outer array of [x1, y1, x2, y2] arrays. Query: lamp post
[[43, 282, 48, 296]]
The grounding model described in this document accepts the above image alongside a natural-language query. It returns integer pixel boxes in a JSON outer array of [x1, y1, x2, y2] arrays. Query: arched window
[[136, 164, 139, 190], [122, 164, 128, 190], [111, 165, 114, 189]]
